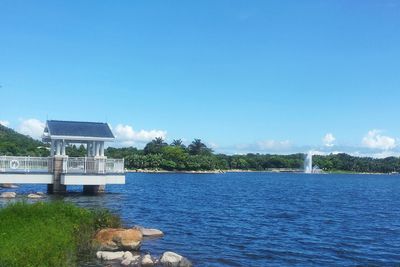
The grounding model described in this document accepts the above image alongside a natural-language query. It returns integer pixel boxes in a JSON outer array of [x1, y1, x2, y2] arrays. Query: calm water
[[2, 172, 400, 266]]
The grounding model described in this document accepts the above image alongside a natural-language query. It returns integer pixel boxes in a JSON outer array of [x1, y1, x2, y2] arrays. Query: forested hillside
[[0, 125, 49, 156]]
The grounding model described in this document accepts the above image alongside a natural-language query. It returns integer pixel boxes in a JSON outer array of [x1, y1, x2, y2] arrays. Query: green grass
[[0, 201, 121, 267]]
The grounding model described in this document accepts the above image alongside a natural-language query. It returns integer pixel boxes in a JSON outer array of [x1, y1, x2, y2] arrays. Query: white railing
[[64, 157, 124, 174], [0, 156, 124, 174], [0, 156, 53, 173], [105, 159, 125, 174]]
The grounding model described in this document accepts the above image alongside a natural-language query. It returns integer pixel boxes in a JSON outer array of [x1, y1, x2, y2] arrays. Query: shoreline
[[126, 169, 396, 175]]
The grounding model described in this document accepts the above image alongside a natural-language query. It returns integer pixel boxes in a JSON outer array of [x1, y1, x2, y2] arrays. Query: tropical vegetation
[[1, 124, 400, 173]]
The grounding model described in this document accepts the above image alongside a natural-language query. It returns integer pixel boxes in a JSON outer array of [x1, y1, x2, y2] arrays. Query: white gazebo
[[0, 120, 125, 194], [42, 120, 115, 158], [41, 120, 124, 194]]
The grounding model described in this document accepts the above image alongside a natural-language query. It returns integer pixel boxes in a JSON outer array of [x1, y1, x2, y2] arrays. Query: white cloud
[[362, 130, 396, 150], [17, 119, 45, 140], [257, 140, 291, 150], [226, 139, 293, 154], [0, 120, 9, 127], [322, 133, 335, 147], [208, 142, 219, 149], [114, 124, 167, 147]]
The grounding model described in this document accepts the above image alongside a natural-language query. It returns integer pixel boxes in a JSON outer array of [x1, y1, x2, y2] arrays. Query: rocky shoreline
[[94, 227, 192, 266], [0, 191, 45, 199], [0, 189, 193, 266]]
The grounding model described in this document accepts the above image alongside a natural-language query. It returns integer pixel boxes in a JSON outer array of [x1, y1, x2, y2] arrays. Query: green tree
[[144, 137, 168, 154], [170, 139, 186, 150], [188, 139, 212, 155]]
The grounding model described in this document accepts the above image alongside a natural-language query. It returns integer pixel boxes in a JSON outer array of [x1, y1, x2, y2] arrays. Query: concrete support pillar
[[47, 156, 67, 194], [83, 184, 105, 195]]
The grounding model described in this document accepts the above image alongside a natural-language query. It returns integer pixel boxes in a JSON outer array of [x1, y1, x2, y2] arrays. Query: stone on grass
[[96, 251, 125, 261], [94, 228, 143, 251], [0, 192, 16, 198]]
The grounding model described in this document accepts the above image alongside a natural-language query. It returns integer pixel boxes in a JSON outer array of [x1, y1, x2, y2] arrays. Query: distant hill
[[0, 124, 49, 156]]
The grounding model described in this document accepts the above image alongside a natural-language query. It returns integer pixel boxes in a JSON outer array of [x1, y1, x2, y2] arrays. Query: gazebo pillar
[[48, 153, 67, 195], [61, 140, 66, 156], [48, 139, 68, 194], [95, 141, 100, 157], [87, 142, 91, 157], [91, 141, 96, 157], [50, 140, 55, 156], [56, 140, 61, 156], [84, 141, 107, 195], [100, 142, 105, 156]]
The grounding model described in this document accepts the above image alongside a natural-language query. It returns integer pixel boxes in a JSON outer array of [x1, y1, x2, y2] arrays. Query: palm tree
[[153, 137, 167, 146], [171, 139, 186, 149], [144, 137, 167, 154], [171, 139, 183, 146], [188, 139, 212, 155]]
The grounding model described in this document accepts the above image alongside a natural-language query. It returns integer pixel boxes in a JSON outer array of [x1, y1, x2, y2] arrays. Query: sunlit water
[[1, 172, 400, 266]]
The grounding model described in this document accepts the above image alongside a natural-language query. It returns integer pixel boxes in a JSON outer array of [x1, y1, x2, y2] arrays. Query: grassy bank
[[0, 201, 121, 267]]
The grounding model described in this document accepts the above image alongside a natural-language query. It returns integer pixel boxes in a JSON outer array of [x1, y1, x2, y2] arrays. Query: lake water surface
[[2, 172, 400, 266]]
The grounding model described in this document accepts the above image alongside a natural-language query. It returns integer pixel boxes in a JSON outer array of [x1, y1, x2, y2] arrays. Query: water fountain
[[304, 151, 313, 173]]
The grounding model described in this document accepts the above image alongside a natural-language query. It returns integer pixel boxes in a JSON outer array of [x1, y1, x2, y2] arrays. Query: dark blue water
[[2, 172, 400, 266]]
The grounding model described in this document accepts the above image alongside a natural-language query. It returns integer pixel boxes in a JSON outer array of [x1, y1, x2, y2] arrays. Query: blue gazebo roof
[[43, 120, 114, 142]]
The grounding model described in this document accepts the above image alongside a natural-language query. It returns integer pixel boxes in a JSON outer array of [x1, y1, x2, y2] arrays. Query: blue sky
[[0, 0, 400, 156]]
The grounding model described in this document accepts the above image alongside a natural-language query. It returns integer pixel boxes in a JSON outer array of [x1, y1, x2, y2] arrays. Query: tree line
[[106, 137, 400, 173], [1, 124, 400, 173]]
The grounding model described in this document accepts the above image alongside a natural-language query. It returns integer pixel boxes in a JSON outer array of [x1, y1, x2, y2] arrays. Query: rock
[[27, 193, 44, 199], [94, 228, 143, 251], [0, 184, 18, 188], [123, 251, 133, 259], [96, 251, 125, 261], [137, 227, 164, 238], [160, 252, 192, 267], [160, 251, 182, 266], [179, 257, 193, 267], [121, 251, 140, 266], [0, 192, 16, 198], [120, 258, 131, 266], [121, 255, 140, 266], [141, 254, 154, 266], [36, 192, 45, 196]]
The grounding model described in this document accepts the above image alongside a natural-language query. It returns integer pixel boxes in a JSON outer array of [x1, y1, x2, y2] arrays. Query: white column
[[100, 142, 105, 157], [96, 142, 100, 157], [91, 141, 96, 157], [56, 140, 61, 156], [61, 140, 66, 156], [50, 140, 55, 156], [87, 143, 91, 157]]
